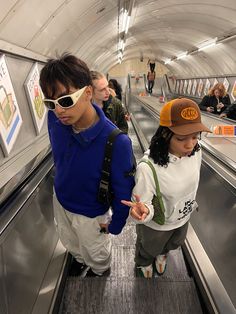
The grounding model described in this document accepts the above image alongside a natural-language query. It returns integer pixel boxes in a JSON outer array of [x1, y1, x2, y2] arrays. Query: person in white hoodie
[[122, 98, 211, 278]]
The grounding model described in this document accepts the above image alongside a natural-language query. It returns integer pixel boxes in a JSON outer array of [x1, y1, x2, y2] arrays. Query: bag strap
[[98, 128, 123, 204], [139, 159, 165, 213]]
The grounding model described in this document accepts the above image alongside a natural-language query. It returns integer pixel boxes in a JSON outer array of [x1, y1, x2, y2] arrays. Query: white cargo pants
[[53, 194, 112, 275]]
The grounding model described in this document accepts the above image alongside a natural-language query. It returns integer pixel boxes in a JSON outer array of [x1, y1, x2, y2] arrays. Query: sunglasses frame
[[43, 86, 87, 110]]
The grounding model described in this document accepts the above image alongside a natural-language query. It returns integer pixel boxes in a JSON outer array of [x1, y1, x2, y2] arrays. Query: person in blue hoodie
[[40, 53, 135, 277]]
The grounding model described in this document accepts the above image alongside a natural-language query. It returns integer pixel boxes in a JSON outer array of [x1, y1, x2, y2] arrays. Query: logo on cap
[[181, 107, 198, 120]]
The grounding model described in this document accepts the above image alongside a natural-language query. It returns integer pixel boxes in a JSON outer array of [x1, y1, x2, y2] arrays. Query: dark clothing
[[115, 92, 122, 101], [147, 80, 154, 94], [135, 223, 189, 266], [150, 63, 155, 72], [103, 95, 128, 133], [199, 94, 231, 114], [148, 59, 156, 72], [223, 103, 236, 120], [147, 71, 155, 94]]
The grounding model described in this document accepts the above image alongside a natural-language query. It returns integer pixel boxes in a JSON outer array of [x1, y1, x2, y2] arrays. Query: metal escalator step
[[61, 277, 203, 314]]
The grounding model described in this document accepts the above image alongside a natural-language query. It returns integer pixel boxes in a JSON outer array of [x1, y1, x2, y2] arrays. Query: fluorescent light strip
[[125, 15, 130, 34], [121, 10, 128, 33], [176, 51, 188, 60], [163, 34, 236, 64], [197, 37, 217, 51]]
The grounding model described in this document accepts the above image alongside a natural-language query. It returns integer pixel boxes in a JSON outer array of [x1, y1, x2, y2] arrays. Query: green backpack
[[139, 159, 165, 225]]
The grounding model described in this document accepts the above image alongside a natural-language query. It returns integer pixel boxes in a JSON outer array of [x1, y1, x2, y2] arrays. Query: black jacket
[[199, 94, 231, 114], [224, 103, 236, 120]]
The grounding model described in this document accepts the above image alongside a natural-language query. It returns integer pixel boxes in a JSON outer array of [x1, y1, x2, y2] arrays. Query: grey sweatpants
[[135, 222, 189, 266], [53, 194, 112, 275]]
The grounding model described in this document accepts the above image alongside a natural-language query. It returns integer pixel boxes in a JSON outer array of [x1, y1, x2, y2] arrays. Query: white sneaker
[[137, 264, 153, 278], [155, 254, 167, 275]]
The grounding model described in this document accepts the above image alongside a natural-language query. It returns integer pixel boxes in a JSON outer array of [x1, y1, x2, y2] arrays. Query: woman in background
[[108, 79, 123, 101], [199, 82, 231, 114]]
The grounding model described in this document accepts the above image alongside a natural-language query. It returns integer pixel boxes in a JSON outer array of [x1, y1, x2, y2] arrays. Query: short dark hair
[[149, 126, 200, 166], [40, 53, 92, 98]]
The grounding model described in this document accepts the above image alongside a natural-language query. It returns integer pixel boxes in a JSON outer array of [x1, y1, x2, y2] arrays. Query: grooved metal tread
[[60, 222, 203, 313]]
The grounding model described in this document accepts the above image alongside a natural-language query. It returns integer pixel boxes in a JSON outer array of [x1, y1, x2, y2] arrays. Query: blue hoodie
[[48, 104, 134, 234]]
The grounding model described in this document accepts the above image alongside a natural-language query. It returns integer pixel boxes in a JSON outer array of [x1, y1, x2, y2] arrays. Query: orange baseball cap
[[160, 98, 211, 135]]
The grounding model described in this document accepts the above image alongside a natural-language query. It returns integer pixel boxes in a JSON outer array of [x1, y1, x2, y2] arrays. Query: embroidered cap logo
[[181, 107, 198, 120]]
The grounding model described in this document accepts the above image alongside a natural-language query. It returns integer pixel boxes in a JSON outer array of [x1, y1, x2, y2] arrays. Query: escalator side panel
[[190, 158, 236, 308], [0, 172, 58, 314]]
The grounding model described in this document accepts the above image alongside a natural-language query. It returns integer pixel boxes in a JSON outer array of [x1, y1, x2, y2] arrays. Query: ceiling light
[[176, 51, 188, 60], [197, 37, 217, 51], [164, 59, 172, 64]]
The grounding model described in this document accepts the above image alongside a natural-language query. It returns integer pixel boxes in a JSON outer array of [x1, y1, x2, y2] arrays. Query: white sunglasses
[[43, 86, 87, 110]]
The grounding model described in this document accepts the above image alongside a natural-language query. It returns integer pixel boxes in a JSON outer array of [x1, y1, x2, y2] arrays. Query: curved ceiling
[[0, 0, 235, 76]]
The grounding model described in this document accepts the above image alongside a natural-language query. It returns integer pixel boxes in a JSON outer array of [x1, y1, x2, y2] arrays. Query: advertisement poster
[[231, 80, 236, 101], [192, 79, 198, 96], [187, 79, 192, 95], [197, 79, 204, 97], [24, 63, 46, 134], [0, 55, 22, 156], [204, 78, 211, 95], [223, 77, 230, 92], [213, 78, 218, 87], [183, 80, 188, 94], [175, 80, 180, 93], [179, 80, 184, 94]]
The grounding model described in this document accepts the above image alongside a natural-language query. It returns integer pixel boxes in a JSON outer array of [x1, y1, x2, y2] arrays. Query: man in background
[[91, 71, 128, 133]]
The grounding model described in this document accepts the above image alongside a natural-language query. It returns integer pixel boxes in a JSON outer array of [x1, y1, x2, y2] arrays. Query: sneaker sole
[[154, 263, 167, 276], [136, 267, 153, 278]]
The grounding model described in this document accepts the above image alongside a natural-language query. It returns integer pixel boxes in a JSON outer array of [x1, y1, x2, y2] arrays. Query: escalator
[[0, 93, 235, 313]]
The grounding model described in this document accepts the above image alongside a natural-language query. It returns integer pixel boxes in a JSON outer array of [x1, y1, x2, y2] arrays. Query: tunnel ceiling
[[0, 0, 235, 76]]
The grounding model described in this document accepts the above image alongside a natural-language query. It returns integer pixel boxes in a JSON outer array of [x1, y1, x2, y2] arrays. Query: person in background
[[121, 98, 211, 278], [147, 58, 156, 72], [147, 70, 156, 95], [220, 102, 236, 120], [109, 87, 116, 97], [199, 82, 231, 114], [91, 71, 128, 133], [108, 78, 123, 101], [40, 53, 134, 277]]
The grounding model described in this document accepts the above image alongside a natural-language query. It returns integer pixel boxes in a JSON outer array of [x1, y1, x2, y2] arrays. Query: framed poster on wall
[[179, 80, 184, 94], [213, 78, 218, 87], [187, 79, 192, 95], [204, 78, 211, 95], [231, 80, 236, 101], [0, 55, 22, 156], [223, 77, 230, 92], [197, 79, 204, 97], [175, 80, 180, 93], [183, 80, 188, 94], [192, 79, 197, 96], [24, 63, 46, 134]]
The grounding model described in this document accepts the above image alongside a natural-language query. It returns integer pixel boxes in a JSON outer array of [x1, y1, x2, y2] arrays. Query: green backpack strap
[[139, 159, 165, 225]]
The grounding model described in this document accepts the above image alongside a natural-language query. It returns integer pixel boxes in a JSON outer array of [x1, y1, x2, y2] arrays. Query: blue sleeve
[[108, 134, 135, 234]]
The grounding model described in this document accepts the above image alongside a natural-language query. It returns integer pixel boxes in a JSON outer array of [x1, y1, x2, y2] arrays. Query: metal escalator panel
[[190, 160, 236, 309]]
